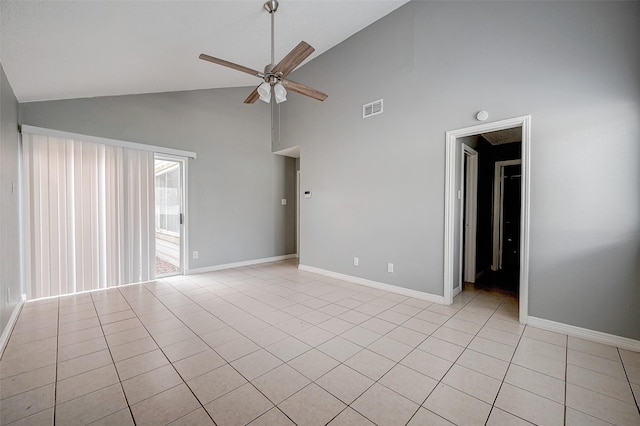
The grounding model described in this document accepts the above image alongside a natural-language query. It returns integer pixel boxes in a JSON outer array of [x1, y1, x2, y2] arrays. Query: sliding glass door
[[154, 155, 185, 276]]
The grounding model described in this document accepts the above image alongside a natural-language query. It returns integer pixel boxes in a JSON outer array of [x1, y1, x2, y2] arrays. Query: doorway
[[473, 151, 522, 294], [444, 116, 531, 324], [154, 155, 186, 277]]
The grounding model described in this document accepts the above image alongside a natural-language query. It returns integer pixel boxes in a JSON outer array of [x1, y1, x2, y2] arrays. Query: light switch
[[281, 199, 287, 205], [304, 191, 311, 199]]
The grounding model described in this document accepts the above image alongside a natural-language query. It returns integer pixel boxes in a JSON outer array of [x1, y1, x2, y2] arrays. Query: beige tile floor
[[1, 259, 639, 425]]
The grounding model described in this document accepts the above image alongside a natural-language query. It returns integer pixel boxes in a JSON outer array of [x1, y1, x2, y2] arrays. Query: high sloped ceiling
[[0, 0, 409, 102]]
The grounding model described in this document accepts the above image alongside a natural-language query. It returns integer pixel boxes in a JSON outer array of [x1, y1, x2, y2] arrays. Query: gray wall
[[0, 62, 22, 335], [281, 1, 640, 339], [20, 87, 297, 271]]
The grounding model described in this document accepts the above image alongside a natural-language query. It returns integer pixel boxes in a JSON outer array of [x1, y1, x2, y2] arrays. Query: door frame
[[296, 170, 301, 258], [492, 159, 522, 271], [444, 115, 531, 324], [154, 153, 188, 276], [462, 145, 478, 285]]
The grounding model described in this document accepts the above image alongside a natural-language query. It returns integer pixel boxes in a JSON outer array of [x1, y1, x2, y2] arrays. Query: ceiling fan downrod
[[258, 0, 283, 102], [264, 0, 278, 67], [261, 0, 284, 100]]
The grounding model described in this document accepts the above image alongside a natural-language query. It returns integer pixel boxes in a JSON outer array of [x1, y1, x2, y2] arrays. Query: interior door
[[463, 146, 478, 284], [501, 164, 521, 270], [492, 159, 521, 271]]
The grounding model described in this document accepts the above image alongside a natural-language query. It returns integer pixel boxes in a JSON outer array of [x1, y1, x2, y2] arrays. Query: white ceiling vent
[[363, 99, 383, 118]]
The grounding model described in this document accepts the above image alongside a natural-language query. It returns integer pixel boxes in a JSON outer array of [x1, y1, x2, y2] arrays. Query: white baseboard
[[0, 298, 25, 358], [298, 264, 445, 305], [527, 316, 640, 352], [187, 254, 297, 275]]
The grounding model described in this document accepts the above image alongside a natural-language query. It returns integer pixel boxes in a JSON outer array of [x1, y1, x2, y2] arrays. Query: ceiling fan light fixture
[[274, 83, 287, 104], [199, 0, 327, 104], [258, 82, 271, 103]]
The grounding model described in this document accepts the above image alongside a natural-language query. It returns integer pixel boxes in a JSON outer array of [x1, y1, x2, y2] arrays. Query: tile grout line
[[10, 262, 638, 426], [564, 344, 640, 409], [291, 284, 471, 425], [7, 303, 60, 423], [56, 298, 133, 422], [89, 291, 138, 426], [0, 302, 58, 419], [157, 275, 329, 424], [497, 321, 638, 424], [480, 293, 530, 426], [617, 347, 640, 416], [402, 286, 494, 425], [311, 284, 518, 425], [564, 344, 640, 424], [114, 284, 219, 425], [424, 287, 519, 419], [297, 270, 620, 425], [3, 269, 513, 424], [152, 276, 298, 422], [198, 266, 368, 425], [163, 267, 424, 425], [133, 278, 311, 424]]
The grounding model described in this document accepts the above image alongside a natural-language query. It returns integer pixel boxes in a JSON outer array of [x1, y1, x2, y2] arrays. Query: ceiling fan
[[199, 0, 328, 105]]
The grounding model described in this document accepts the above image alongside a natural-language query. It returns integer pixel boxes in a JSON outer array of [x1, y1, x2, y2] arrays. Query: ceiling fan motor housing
[[262, 65, 283, 85]]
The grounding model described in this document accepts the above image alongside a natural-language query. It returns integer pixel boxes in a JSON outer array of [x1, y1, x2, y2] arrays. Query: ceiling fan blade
[[199, 54, 263, 78], [272, 41, 315, 77], [244, 86, 261, 104], [282, 79, 328, 101]]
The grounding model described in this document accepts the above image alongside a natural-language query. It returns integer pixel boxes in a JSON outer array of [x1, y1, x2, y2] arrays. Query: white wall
[[280, 1, 640, 339], [0, 63, 22, 334], [20, 87, 297, 272]]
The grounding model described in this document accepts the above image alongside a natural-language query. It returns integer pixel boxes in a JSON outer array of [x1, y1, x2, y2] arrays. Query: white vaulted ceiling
[[0, 0, 409, 102]]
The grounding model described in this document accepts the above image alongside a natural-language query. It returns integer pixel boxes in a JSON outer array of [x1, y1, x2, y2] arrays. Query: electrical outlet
[[353, 257, 359, 267], [387, 263, 394, 273], [193, 251, 199, 259]]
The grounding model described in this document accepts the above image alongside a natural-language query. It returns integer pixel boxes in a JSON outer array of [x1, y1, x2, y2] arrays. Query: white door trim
[[463, 145, 478, 285], [296, 170, 301, 258], [444, 115, 531, 324], [492, 159, 521, 271]]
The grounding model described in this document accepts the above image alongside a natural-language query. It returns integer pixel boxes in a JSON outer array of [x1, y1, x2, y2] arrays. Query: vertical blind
[[22, 132, 156, 299]]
